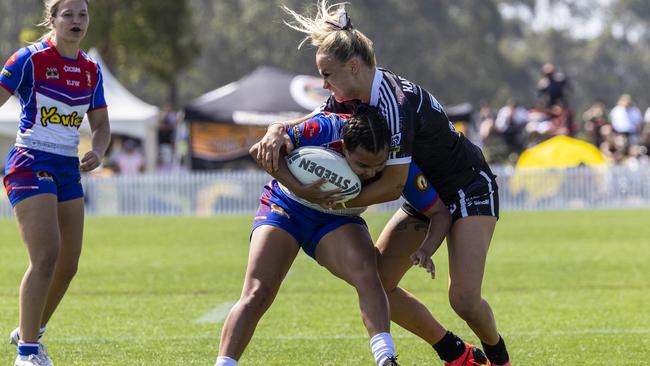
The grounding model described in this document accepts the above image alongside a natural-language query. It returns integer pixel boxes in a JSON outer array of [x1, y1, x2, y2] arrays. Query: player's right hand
[[292, 178, 342, 206], [410, 248, 436, 279], [257, 123, 294, 172]]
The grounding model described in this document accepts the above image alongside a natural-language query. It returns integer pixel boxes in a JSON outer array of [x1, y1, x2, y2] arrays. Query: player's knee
[[240, 282, 277, 313], [348, 256, 379, 287], [378, 271, 399, 293], [30, 248, 59, 278], [449, 289, 481, 320], [57, 261, 79, 282]]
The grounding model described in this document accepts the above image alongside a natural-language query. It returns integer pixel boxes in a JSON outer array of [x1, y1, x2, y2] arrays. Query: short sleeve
[[0, 48, 32, 94], [89, 63, 107, 111], [287, 112, 348, 148]]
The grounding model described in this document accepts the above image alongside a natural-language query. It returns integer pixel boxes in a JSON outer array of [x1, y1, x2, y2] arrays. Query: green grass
[[1, 210, 649, 365]]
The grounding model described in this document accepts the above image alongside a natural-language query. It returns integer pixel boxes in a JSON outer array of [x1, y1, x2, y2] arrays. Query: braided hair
[[343, 105, 391, 154]]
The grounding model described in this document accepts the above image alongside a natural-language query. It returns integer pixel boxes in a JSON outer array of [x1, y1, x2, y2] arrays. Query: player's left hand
[[410, 248, 436, 279], [80, 150, 102, 172]]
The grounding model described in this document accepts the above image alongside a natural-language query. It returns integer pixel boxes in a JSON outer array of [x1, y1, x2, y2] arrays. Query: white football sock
[[215, 356, 238, 366], [370, 332, 395, 365]]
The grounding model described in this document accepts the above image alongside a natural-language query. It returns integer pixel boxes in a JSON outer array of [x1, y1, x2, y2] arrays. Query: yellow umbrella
[[511, 136, 608, 199], [516, 135, 607, 169]]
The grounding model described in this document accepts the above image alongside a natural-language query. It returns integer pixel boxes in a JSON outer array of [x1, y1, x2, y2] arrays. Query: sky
[[499, 0, 614, 39]]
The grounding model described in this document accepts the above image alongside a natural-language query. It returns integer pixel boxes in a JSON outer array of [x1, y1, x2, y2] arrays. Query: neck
[[356, 67, 376, 104], [51, 36, 79, 59]]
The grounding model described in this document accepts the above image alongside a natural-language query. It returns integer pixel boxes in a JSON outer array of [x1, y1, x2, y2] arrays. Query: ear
[[348, 57, 359, 75]]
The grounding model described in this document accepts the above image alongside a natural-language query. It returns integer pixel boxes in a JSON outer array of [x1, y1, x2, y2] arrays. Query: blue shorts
[[252, 180, 366, 259], [3, 146, 83, 207]]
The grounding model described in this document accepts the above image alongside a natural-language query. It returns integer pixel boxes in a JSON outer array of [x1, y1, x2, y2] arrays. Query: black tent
[[184, 66, 329, 169]]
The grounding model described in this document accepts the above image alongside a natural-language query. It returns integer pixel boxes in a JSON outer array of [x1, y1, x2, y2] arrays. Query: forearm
[[420, 206, 451, 255], [343, 164, 408, 208], [267, 113, 316, 134], [90, 120, 111, 157], [250, 144, 304, 192], [0, 87, 11, 107], [344, 179, 402, 208]]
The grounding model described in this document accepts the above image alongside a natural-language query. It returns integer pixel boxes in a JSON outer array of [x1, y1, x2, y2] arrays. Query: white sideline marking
[[194, 269, 296, 324], [194, 301, 237, 324]]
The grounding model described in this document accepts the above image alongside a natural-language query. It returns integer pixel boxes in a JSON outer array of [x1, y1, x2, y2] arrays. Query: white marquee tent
[[0, 49, 159, 171]]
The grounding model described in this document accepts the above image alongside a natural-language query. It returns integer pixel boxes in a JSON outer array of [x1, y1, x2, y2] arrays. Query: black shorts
[[402, 170, 499, 223]]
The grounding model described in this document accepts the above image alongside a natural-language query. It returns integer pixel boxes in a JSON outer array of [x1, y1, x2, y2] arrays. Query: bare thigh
[[241, 225, 300, 298], [315, 223, 378, 282], [376, 209, 429, 290]]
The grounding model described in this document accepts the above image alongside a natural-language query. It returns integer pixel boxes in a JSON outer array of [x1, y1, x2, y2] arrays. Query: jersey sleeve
[[0, 47, 33, 94], [401, 161, 439, 213], [287, 112, 348, 148], [89, 63, 107, 111]]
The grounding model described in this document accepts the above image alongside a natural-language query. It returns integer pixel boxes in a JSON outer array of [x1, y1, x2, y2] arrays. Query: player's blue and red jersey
[[0, 39, 107, 157], [287, 112, 440, 214]]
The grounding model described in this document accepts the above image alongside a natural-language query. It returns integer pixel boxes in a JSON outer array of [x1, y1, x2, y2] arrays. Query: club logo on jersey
[[390, 133, 402, 153], [40, 107, 83, 128], [391, 133, 401, 147], [46, 67, 59, 80], [63, 65, 81, 73], [36, 171, 54, 182], [302, 121, 321, 140], [85, 71, 92, 86], [416, 173, 428, 191], [6, 52, 19, 66], [0, 68, 11, 78]]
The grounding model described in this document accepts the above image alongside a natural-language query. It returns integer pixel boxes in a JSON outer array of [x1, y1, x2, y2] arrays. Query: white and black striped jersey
[[322, 68, 495, 203]]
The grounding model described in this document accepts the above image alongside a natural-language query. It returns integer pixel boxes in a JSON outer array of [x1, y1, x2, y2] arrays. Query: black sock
[[482, 335, 509, 365], [432, 331, 466, 362]]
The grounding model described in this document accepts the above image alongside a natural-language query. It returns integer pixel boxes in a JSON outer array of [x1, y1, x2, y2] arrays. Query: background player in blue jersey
[[215, 107, 402, 366], [0, 1, 110, 365], [257, 2, 511, 365]]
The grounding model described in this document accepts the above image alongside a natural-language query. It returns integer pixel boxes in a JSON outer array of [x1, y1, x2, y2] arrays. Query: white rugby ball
[[286, 146, 362, 201]]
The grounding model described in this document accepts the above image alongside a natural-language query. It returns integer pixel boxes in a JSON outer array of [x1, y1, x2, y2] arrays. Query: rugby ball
[[286, 146, 362, 201]]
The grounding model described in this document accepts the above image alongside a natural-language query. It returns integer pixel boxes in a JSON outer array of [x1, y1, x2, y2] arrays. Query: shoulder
[[79, 51, 101, 71], [379, 68, 445, 115], [4, 44, 41, 66], [377, 68, 426, 106]]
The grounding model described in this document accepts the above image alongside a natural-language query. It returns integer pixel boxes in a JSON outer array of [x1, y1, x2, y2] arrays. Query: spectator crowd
[[478, 63, 650, 168]]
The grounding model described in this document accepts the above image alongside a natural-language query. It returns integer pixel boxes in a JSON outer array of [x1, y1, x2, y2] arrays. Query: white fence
[[1, 165, 649, 217]]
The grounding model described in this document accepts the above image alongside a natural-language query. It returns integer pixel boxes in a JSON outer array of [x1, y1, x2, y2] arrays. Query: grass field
[[1, 210, 649, 365]]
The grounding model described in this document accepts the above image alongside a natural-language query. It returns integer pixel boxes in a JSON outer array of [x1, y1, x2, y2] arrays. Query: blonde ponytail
[[282, 0, 376, 68]]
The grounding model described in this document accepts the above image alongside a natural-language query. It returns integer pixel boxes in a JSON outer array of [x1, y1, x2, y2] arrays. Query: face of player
[[51, 0, 89, 44], [316, 51, 362, 103], [344, 146, 388, 181]]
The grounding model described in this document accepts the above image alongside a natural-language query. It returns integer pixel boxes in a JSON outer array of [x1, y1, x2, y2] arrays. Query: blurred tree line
[[1, 0, 649, 113]]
